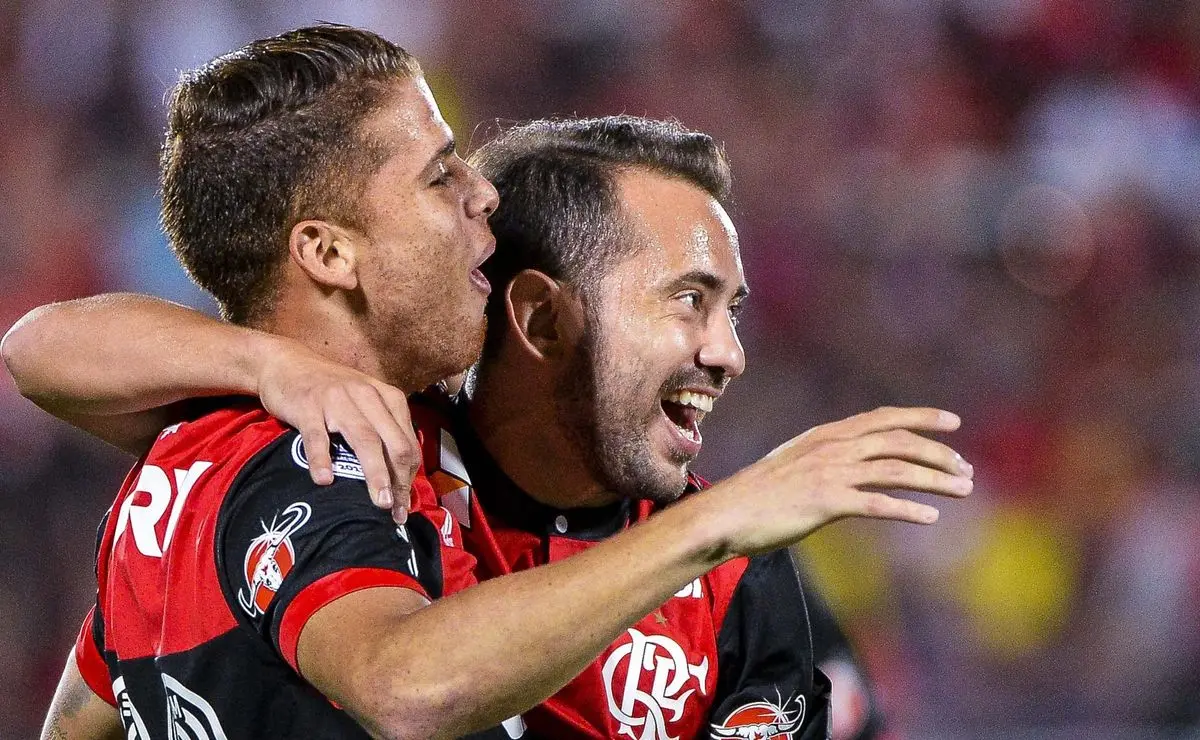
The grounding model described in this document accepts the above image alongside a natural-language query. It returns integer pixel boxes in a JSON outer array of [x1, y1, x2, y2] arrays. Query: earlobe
[[506, 270, 564, 360], [289, 221, 359, 291]]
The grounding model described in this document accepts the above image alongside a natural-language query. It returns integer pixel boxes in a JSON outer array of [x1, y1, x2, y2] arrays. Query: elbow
[[1, 304, 52, 401], [346, 671, 479, 740]]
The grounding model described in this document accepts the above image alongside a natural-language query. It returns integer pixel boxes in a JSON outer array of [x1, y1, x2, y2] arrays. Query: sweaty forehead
[[359, 77, 452, 167], [613, 168, 743, 282]]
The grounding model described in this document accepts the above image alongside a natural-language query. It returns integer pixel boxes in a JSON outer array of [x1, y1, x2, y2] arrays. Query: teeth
[[664, 390, 714, 413]]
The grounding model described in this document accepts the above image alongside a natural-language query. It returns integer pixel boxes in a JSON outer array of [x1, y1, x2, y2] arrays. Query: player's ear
[[289, 220, 359, 291], [506, 269, 578, 360]]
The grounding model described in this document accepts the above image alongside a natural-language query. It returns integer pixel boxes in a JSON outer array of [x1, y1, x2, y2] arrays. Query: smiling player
[[6, 100, 970, 740]]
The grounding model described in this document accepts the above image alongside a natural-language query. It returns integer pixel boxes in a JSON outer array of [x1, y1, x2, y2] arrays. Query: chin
[[630, 462, 690, 505], [409, 328, 485, 392], [448, 312, 487, 365]]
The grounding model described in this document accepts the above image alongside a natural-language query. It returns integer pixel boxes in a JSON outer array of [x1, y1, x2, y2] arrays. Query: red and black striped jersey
[[75, 401, 511, 739], [411, 393, 833, 740]]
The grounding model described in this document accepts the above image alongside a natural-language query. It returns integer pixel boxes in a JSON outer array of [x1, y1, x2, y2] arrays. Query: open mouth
[[660, 389, 715, 450], [470, 237, 496, 295], [469, 267, 491, 295]]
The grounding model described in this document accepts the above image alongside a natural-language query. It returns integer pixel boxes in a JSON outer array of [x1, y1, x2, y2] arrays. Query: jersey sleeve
[[73, 607, 116, 707], [708, 549, 832, 740], [216, 431, 471, 672], [76, 508, 116, 707]]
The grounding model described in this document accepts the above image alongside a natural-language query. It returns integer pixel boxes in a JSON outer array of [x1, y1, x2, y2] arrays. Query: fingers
[[806, 406, 961, 443], [328, 404, 394, 510], [849, 429, 972, 477], [847, 491, 941, 525], [376, 385, 418, 521], [257, 348, 420, 523], [349, 384, 420, 523], [853, 458, 973, 498], [298, 422, 334, 486], [391, 497, 409, 526], [323, 384, 420, 523]]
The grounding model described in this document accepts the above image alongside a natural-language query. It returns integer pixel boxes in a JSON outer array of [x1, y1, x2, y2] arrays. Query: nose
[[465, 164, 499, 220], [697, 312, 746, 380]]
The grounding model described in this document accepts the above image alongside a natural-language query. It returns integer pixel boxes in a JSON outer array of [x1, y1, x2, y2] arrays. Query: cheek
[[420, 190, 466, 241], [598, 331, 675, 404], [638, 320, 695, 369]]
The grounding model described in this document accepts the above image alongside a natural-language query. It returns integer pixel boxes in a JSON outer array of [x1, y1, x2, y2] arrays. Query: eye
[[728, 302, 744, 326], [677, 291, 702, 311], [430, 161, 451, 187]]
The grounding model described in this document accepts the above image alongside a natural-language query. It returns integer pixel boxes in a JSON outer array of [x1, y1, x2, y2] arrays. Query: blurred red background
[[2, 1, 1198, 737]]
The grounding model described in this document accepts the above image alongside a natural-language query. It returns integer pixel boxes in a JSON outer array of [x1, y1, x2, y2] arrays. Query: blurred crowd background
[[2, 0, 1198, 737]]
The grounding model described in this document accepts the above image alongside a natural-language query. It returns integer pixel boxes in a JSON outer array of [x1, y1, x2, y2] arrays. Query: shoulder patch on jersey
[[290, 436, 364, 481], [710, 694, 806, 740], [237, 502, 312, 617]]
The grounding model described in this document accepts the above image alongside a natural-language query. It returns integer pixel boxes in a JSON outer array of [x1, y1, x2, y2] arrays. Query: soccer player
[[4, 38, 972, 740]]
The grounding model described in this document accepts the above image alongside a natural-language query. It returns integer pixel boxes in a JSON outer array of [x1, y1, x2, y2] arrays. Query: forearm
[[41, 649, 122, 740], [2, 293, 274, 415], [310, 495, 732, 739]]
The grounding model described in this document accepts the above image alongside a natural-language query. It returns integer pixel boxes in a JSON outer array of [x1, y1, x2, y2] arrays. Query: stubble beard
[[553, 328, 689, 506], [374, 299, 487, 393]]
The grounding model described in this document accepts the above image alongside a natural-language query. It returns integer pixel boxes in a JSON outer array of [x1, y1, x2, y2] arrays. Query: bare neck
[[468, 358, 618, 510], [261, 287, 423, 394]]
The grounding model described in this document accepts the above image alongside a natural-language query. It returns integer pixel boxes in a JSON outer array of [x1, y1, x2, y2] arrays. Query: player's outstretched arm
[[707, 405, 973, 554], [1, 293, 418, 518], [291, 406, 971, 739], [40, 649, 122, 740]]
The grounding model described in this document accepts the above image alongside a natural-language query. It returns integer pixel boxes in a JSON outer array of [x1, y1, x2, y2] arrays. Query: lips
[[659, 388, 719, 458], [470, 237, 496, 295], [469, 267, 491, 295]]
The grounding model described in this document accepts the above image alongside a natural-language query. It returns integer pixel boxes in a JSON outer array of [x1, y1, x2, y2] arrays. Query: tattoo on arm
[[44, 716, 67, 740], [57, 668, 99, 721], [42, 652, 122, 740]]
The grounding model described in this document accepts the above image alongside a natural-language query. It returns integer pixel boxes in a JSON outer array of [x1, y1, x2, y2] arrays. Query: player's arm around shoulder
[[41, 648, 122, 740], [1, 294, 255, 454], [3, 292, 422, 519]]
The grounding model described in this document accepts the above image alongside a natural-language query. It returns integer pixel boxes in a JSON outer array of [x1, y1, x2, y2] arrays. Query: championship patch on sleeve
[[710, 693, 806, 739], [290, 436, 365, 481], [238, 502, 312, 617]]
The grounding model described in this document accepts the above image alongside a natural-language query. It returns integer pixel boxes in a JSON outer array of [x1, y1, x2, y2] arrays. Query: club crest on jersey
[[710, 694, 805, 740], [291, 436, 365, 481], [238, 502, 312, 617], [602, 627, 708, 740]]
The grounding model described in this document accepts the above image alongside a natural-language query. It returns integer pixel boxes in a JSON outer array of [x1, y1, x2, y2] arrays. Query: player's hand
[[256, 342, 419, 524], [712, 406, 973, 556]]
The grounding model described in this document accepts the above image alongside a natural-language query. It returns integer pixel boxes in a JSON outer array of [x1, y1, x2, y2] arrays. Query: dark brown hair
[[467, 115, 732, 356], [160, 24, 421, 324]]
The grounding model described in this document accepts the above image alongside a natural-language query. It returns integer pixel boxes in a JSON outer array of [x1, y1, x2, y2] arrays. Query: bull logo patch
[[237, 502, 312, 617], [710, 694, 805, 740]]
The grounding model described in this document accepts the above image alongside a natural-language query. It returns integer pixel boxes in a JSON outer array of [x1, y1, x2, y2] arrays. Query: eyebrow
[[669, 269, 750, 301], [421, 138, 457, 177]]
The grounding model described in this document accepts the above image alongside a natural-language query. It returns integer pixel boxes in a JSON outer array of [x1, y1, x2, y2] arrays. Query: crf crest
[[710, 693, 806, 740], [237, 502, 311, 616], [602, 627, 708, 740]]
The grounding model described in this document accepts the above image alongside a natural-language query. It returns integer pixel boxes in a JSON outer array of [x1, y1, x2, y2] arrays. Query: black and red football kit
[[411, 394, 833, 740], [75, 401, 510, 739], [76, 396, 832, 739]]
